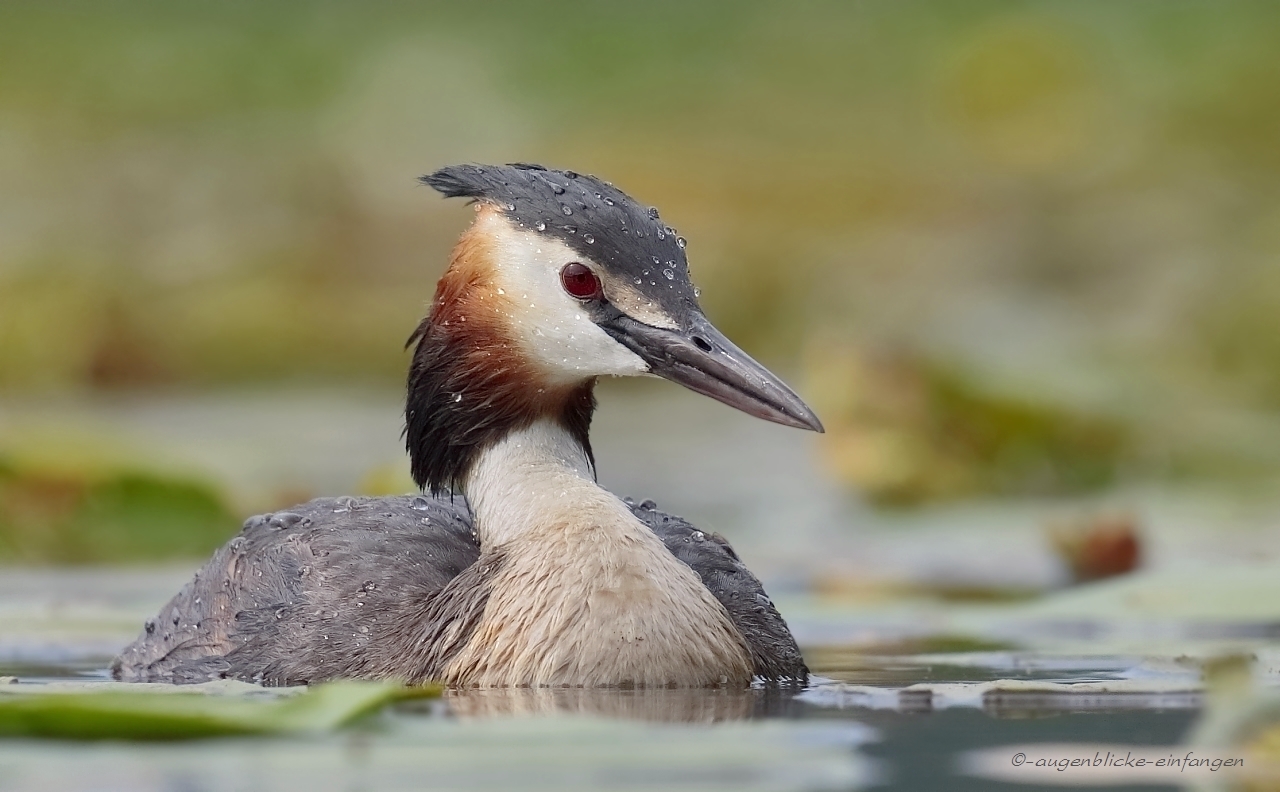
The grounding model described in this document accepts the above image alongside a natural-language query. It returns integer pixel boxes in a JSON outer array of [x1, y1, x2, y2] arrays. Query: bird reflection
[[441, 685, 806, 722]]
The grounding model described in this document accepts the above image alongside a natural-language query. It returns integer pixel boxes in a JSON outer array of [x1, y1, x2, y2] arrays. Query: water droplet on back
[[604, 197, 615, 206], [583, 234, 595, 244], [561, 205, 573, 216], [534, 220, 546, 232], [676, 236, 687, 249], [663, 268, 674, 280], [552, 184, 565, 195]]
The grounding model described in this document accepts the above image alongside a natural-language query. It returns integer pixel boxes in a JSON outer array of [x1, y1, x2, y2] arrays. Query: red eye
[[560, 262, 602, 300]]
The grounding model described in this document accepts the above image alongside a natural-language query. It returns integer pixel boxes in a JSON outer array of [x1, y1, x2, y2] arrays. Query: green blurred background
[[2, 1, 1279, 563]]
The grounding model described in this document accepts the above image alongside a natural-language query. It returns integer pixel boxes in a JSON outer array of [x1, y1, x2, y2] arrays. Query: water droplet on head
[[583, 233, 595, 244], [663, 268, 674, 280], [561, 205, 573, 216], [552, 184, 565, 195], [676, 236, 687, 249], [564, 170, 579, 179], [411, 496, 430, 511], [647, 207, 660, 219], [534, 220, 546, 232], [604, 197, 615, 206]]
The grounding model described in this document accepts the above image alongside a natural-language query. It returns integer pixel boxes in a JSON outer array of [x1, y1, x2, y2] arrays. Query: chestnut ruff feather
[[405, 221, 596, 495]]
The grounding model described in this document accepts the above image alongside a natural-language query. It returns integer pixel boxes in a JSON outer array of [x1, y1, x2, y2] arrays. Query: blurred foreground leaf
[[0, 456, 238, 563], [0, 681, 438, 741]]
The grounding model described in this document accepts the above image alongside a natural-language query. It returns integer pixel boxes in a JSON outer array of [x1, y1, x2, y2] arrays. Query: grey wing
[[627, 499, 809, 683], [110, 495, 479, 685]]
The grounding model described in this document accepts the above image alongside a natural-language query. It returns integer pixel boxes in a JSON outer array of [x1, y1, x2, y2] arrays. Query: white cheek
[[490, 229, 648, 384]]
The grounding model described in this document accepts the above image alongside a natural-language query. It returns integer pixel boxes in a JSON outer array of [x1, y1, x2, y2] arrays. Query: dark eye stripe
[[560, 262, 602, 300]]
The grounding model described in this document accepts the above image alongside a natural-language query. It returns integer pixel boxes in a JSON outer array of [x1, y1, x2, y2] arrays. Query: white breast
[[452, 421, 752, 687]]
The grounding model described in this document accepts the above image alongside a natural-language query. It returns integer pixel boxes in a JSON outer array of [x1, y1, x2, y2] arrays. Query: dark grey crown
[[422, 163, 700, 316]]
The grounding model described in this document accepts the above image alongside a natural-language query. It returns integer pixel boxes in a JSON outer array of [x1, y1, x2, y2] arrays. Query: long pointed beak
[[598, 310, 824, 432]]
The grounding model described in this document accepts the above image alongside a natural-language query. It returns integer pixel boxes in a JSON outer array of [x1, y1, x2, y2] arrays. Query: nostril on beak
[[692, 335, 713, 353]]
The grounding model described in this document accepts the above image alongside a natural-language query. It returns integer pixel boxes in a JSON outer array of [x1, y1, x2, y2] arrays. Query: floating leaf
[[0, 681, 439, 741]]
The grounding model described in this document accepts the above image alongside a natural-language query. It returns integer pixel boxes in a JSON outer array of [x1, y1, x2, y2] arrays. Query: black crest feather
[[420, 163, 701, 314]]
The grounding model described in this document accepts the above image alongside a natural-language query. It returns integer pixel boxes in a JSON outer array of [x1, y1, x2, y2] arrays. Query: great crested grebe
[[112, 163, 823, 688]]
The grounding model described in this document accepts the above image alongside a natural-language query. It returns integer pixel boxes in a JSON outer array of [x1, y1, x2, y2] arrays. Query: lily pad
[[0, 680, 438, 741]]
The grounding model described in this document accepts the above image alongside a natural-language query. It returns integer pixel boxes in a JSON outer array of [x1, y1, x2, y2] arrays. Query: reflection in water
[[443, 685, 807, 722]]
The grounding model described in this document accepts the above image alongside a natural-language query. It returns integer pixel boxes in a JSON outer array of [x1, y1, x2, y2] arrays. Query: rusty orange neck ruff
[[405, 219, 597, 496]]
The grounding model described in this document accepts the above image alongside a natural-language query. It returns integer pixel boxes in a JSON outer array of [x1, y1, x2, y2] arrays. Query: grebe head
[[407, 163, 821, 493]]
